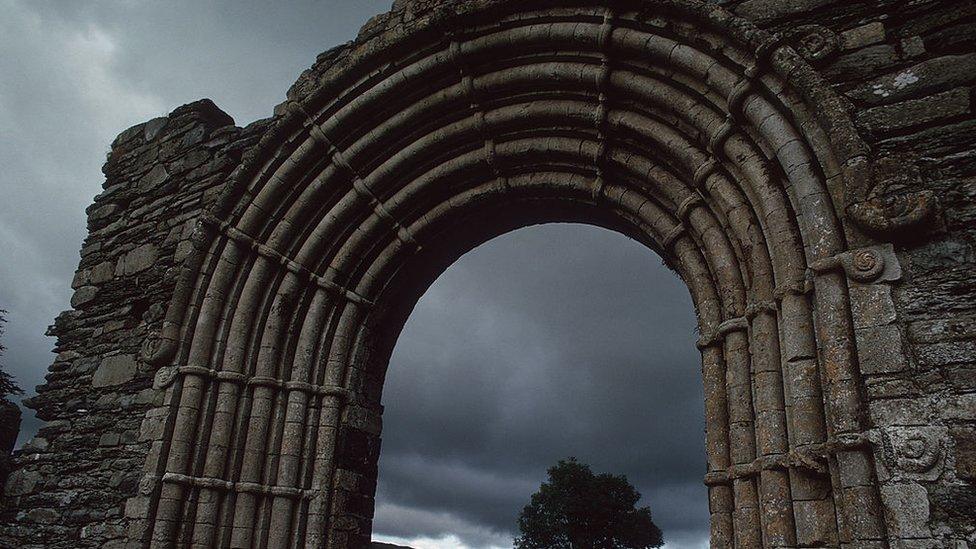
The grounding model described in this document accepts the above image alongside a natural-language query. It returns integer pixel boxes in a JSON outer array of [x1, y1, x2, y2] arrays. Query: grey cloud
[[374, 501, 514, 548]]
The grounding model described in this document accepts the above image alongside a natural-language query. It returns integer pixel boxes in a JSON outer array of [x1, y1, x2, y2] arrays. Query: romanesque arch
[[123, 1, 902, 546], [12, 0, 976, 548]]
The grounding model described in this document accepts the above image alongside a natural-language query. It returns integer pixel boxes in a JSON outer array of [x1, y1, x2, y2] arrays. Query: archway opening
[[371, 223, 707, 549]]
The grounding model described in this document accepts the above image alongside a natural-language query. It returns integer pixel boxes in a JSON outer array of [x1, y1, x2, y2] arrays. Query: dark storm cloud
[[1, 2, 709, 547]]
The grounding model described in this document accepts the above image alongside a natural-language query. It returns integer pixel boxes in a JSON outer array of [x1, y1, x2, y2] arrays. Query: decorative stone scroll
[[809, 243, 902, 283], [878, 427, 947, 482], [789, 25, 840, 64], [846, 156, 942, 238]]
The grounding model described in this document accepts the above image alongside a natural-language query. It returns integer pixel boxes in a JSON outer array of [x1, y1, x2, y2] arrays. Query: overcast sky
[[0, 2, 708, 548]]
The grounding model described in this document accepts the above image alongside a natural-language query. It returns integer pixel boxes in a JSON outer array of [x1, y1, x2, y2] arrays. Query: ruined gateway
[[1, 0, 975, 547]]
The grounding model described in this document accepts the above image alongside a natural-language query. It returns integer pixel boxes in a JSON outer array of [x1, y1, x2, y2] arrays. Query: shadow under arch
[[134, 1, 890, 547]]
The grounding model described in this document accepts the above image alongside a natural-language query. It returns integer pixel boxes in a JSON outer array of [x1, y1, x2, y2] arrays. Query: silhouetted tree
[[0, 310, 22, 399], [515, 458, 664, 549], [0, 309, 22, 493]]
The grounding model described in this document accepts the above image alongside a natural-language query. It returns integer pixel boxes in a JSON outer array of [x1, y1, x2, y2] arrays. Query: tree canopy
[[514, 458, 664, 549]]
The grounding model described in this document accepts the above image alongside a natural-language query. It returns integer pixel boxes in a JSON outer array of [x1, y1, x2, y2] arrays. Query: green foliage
[[514, 458, 664, 549], [0, 311, 24, 400]]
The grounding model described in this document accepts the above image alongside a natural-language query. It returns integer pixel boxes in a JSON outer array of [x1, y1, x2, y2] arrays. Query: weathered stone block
[[90, 260, 116, 284], [119, 244, 159, 275], [173, 239, 194, 262], [915, 340, 976, 368], [850, 283, 898, 329], [794, 498, 837, 546], [848, 53, 976, 106], [70, 285, 99, 308], [143, 117, 168, 141], [880, 482, 932, 538], [825, 44, 899, 81], [71, 268, 89, 289], [841, 22, 885, 50], [138, 164, 169, 191], [949, 426, 976, 481], [858, 88, 971, 137], [88, 203, 120, 222], [870, 397, 929, 426], [856, 324, 908, 374], [99, 433, 120, 447], [837, 449, 875, 488], [944, 394, 976, 422], [25, 508, 60, 524], [92, 355, 138, 388], [900, 36, 926, 58]]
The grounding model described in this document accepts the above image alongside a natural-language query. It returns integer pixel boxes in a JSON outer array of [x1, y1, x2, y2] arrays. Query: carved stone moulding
[[846, 156, 942, 239]]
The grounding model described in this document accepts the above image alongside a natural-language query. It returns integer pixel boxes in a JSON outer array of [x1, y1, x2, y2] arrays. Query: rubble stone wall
[[0, 101, 269, 548]]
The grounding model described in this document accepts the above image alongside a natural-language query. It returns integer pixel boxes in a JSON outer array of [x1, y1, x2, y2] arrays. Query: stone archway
[[10, 0, 974, 548], [129, 1, 896, 547]]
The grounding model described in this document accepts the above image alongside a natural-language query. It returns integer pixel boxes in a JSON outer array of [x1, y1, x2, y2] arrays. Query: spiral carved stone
[[791, 25, 839, 63], [846, 156, 940, 237], [850, 249, 885, 282], [881, 427, 946, 481], [140, 332, 162, 363], [153, 365, 179, 390]]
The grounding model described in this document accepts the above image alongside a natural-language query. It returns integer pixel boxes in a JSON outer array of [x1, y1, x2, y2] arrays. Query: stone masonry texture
[[0, 0, 974, 548]]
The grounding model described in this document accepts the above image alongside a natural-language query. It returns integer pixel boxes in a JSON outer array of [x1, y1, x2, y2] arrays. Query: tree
[[514, 459, 664, 549], [0, 310, 23, 399]]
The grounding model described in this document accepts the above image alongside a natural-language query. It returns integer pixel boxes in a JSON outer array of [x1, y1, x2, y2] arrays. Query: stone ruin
[[1, 0, 975, 547]]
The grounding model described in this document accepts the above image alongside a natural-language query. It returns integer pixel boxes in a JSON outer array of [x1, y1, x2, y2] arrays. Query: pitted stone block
[[119, 244, 159, 275], [880, 482, 932, 538], [856, 324, 908, 375], [92, 355, 139, 388]]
